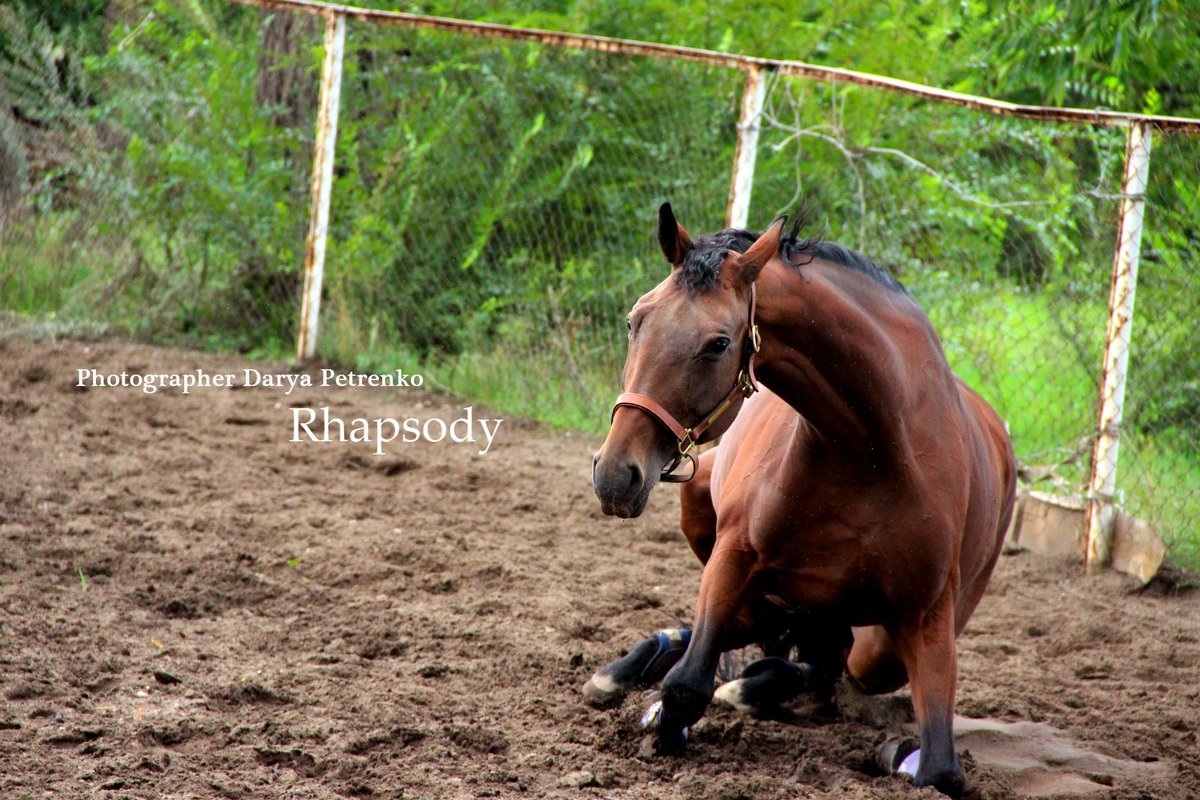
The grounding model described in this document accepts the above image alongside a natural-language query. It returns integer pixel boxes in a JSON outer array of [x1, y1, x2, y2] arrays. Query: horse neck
[[753, 258, 939, 462]]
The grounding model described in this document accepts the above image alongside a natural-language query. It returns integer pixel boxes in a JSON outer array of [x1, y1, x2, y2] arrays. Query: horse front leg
[[895, 589, 965, 797], [651, 543, 757, 754], [583, 451, 718, 708], [582, 627, 691, 707]]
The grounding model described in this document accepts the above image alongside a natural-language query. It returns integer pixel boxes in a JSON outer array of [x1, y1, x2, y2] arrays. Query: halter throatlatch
[[611, 283, 761, 483]]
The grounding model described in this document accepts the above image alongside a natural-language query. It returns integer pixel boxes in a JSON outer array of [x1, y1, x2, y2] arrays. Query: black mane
[[674, 224, 911, 298]]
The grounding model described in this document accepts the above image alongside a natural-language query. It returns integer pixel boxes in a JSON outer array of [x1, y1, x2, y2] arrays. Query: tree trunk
[[256, 9, 319, 133]]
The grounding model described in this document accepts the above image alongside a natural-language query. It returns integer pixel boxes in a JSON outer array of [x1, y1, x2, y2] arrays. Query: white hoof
[[713, 679, 756, 713], [640, 699, 663, 729], [639, 700, 687, 742]]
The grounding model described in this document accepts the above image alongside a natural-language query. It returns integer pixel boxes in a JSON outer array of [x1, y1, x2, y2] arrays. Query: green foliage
[[974, 1, 1200, 114], [86, 2, 313, 340], [323, 24, 732, 369]]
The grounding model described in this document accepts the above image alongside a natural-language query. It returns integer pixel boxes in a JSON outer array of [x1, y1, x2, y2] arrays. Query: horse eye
[[626, 317, 632, 335], [705, 337, 731, 356]]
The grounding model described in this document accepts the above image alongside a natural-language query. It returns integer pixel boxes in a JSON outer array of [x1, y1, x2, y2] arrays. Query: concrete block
[[1007, 489, 1165, 584], [1012, 490, 1086, 559], [1111, 511, 1166, 585]]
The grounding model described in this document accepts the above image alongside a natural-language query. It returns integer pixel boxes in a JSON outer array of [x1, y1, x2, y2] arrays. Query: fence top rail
[[230, 0, 1200, 133]]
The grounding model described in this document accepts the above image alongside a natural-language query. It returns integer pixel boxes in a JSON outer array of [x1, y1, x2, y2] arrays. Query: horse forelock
[[674, 228, 759, 292]]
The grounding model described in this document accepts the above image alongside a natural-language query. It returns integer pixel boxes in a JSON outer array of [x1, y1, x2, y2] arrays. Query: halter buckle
[[738, 370, 756, 398], [750, 323, 761, 353]]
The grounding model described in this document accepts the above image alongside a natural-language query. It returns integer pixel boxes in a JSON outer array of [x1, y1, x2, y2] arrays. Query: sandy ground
[[1, 334, 1198, 800]]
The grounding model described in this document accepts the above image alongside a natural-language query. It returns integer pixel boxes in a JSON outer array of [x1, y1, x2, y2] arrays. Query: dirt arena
[[1, 334, 1198, 799]]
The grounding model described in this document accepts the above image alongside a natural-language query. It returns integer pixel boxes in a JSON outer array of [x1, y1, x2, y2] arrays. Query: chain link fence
[[754, 74, 1123, 482], [751, 79, 1200, 565], [320, 20, 738, 428], [0, 1, 1196, 566]]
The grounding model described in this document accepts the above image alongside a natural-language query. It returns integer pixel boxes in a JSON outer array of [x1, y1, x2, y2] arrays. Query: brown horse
[[591, 204, 1017, 796]]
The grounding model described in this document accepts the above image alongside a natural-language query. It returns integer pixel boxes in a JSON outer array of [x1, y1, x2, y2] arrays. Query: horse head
[[592, 203, 784, 518]]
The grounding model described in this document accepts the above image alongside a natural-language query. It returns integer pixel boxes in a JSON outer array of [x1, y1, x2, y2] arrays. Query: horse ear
[[728, 216, 786, 287], [658, 202, 694, 267]]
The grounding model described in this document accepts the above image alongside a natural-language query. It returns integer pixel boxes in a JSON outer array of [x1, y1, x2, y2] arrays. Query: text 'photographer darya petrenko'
[[76, 366, 424, 395]]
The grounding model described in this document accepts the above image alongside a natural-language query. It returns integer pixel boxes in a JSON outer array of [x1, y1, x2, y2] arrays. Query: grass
[[929, 284, 1103, 487], [347, 341, 619, 434], [0, 214, 102, 317]]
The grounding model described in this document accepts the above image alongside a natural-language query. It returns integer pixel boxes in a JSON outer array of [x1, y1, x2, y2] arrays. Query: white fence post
[[296, 11, 346, 363], [725, 65, 768, 229], [1086, 121, 1152, 572]]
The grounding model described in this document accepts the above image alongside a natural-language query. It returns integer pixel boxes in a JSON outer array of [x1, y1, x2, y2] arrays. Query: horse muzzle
[[592, 450, 654, 518]]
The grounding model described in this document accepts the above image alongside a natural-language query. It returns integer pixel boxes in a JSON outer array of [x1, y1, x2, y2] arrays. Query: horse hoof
[[639, 699, 688, 753], [583, 630, 691, 708], [879, 738, 964, 797], [877, 736, 920, 776], [653, 727, 689, 755], [915, 765, 966, 798], [582, 672, 626, 708], [713, 657, 811, 715]]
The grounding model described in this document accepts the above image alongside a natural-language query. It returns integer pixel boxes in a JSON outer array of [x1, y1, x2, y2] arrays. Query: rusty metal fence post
[[296, 11, 346, 362], [1085, 121, 1152, 571], [725, 65, 768, 229]]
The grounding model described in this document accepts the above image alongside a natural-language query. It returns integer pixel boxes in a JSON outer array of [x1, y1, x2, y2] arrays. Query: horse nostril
[[627, 462, 643, 494]]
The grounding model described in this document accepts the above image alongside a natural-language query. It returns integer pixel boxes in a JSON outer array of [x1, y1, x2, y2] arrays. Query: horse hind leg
[[892, 591, 966, 797], [845, 625, 909, 696], [715, 618, 850, 716], [846, 619, 966, 796]]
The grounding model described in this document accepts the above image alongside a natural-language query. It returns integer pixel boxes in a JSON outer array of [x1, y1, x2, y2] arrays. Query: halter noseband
[[611, 283, 761, 483]]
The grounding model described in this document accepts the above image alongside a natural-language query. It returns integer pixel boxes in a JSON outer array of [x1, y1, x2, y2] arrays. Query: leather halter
[[611, 283, 761, 483]]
